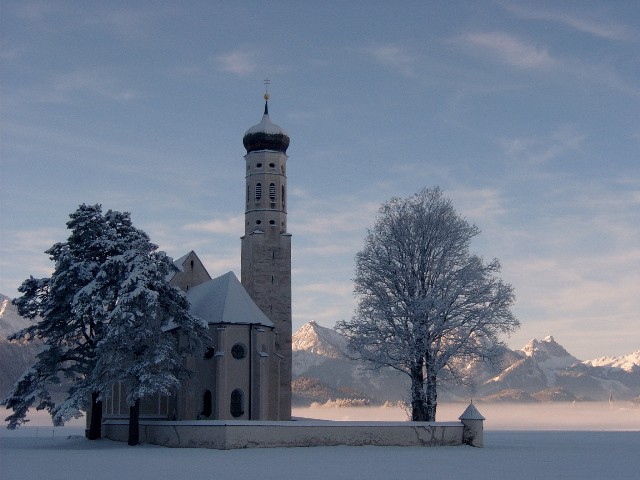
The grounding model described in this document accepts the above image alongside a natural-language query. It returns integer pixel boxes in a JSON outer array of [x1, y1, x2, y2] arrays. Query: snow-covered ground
[[1, 404, 639, 480]]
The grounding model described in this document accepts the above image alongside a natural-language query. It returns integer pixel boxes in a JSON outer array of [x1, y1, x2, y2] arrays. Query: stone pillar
[[459, 402, 486, 447]]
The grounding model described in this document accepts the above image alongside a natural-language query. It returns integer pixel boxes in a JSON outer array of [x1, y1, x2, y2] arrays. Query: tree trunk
[[128, 399, 140, 446], [425, 365, 437, 422], [87, 391, 102, 440], [410, 361, 428, 421]]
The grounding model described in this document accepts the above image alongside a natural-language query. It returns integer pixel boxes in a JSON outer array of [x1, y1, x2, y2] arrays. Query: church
[[103, 93, 292, 422], [99, 94, 486, 450]]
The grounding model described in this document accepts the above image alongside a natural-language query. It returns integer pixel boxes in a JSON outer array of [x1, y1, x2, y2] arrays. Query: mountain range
[[292, 321, 640, 405], [2, 293, 638, 405], [0, 293, 42, 400]]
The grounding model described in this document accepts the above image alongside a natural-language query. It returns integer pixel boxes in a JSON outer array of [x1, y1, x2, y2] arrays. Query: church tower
[[241, 93, 292, 420]]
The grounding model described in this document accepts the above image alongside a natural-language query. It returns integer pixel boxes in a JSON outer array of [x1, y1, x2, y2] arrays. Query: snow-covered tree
[[3, 205, 117, 436], [336, 188, 519, 421], [87, 238, 207, 445], [3, 205, 207, 444]]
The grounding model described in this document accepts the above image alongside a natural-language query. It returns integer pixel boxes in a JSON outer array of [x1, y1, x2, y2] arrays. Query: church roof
[[186, 271, 274, 327], [243, 100, 289, 154]]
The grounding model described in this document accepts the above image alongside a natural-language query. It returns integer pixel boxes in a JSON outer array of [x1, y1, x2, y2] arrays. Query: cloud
[[216, 50, 258, 76], [182, 215, 244, 235], [365, 44, 416, 76], [498, 126, 586, 164], [0, 227, 62, 297], [449, 187, 509, 224], [50, 68, 138, 102], [463, 31, 555, 69], [499, 2, 634, 41]]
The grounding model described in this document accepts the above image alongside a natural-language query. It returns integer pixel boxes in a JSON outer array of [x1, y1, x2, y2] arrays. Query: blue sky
[[1, 1, 638, 360]]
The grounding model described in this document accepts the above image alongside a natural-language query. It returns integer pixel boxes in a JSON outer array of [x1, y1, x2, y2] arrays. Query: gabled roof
[[173, 252, 192, 271], [165, 251, 191, 282], [186, 271, 273, 327]]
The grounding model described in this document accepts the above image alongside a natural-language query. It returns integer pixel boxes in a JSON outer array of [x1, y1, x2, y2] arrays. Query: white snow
[[186, 271, 273, 327], [583, 351, 640, 373], [2, 404, 639, 480], [244, 114, 288, 136]]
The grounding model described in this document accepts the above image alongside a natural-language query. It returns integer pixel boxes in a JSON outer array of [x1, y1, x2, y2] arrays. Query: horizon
[[1, 1, 638, 359]]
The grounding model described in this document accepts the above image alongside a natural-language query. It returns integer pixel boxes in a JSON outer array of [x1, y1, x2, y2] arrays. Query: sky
[[1, 1, 638, 360]]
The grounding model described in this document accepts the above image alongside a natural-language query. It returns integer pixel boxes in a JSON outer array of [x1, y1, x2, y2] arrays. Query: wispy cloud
[[498, 127, 586, 164], [183, 215, 244, 235], [499, 2, 635, 41], [364, 44, 417, 77], [216, 50, 258, 76], [449, 187, 509, 224], [50, 68, 138, 102], [463, 31, 555, 69]]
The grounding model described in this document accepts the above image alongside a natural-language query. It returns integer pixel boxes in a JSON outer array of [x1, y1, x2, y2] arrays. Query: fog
[[293, 402, 640, 431], [2, 402, 639, 432]]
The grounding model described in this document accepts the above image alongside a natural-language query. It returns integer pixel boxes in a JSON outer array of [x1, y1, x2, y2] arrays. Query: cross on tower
[[264, 78, 270, 93]]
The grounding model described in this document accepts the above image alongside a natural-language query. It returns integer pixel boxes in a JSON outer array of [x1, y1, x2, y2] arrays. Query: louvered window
[[255, 183, 262, 200], [269, 183, 276, 202]]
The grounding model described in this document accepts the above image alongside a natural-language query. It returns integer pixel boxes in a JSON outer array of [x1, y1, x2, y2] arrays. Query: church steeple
[[242, 95, 290, 154], [240, 92, 292, 420]]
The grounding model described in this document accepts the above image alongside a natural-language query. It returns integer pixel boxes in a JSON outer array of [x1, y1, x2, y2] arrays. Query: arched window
[[202, 390, 212, 418], [230, 389, 244, 418], [282, 185, 285, 209], [255, 183, 262, 200], [269, 183, 276, 202]]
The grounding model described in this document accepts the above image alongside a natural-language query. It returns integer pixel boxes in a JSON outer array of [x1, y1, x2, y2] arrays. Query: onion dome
[[243, 94, 290, 154]]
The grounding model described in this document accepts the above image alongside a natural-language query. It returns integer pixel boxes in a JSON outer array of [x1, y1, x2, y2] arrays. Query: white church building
[[101, 95, 485, 449], [103, 94, 292, 422]]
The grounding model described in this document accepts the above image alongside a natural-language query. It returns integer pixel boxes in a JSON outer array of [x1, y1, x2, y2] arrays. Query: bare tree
[[336, 187, 518, 421]]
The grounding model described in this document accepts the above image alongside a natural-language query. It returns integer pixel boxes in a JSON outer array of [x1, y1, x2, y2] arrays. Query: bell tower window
[[255, 183, 262, 200], [269, 183, 276, 202]]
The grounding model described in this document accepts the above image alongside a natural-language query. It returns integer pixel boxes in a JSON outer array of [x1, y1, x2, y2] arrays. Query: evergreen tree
[[88, 235, 207, 445], [3, 205, 114, 436], [3, 205, 207, 444]]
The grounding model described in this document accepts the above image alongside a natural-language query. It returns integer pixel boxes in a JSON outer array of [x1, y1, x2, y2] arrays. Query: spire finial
[[263, 78, 270, 115], [263, 78, 270, 101]]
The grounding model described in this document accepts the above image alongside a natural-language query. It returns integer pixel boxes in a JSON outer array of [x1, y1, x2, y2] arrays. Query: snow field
[[1, 429, 638, 480], [1, 404, 639, 480]]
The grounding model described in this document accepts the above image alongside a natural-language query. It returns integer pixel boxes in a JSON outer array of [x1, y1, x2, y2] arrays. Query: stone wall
[[102, 418, 481, 449]]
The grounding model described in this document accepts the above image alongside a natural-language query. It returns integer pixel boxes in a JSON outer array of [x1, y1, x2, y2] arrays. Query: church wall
[[169, 251, 211, 291]]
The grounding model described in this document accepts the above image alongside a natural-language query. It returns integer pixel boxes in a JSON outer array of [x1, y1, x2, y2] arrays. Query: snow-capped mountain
[[583, 351, 640, 373], [482, 336, 640, 401], [0, 293, 42, 400], [0, 293, 32, 338], [292, 321, 348, 377], [292, 321, 408, 405], [292, 322, 640, 404]]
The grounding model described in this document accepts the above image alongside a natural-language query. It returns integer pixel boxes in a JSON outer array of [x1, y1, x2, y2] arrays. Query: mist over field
[[294, 402, 640, 431], [3, 401, 639, 431], [2, 404, 639, 480]]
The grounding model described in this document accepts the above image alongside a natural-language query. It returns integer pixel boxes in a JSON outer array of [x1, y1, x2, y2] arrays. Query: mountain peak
[[583, 351, 640, 373], [521, 336, 579, 367], [0, 293, 33, 339], [292, 321, 347, 357]]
